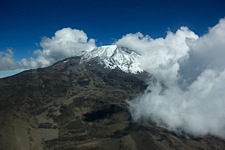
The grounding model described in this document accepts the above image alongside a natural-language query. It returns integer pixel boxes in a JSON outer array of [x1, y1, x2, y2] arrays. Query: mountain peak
[[81, 45, 143, 74]]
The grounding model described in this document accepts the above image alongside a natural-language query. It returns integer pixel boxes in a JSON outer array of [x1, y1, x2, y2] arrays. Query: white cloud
[[179, 18, 225, 85], [20, 28, 96, 68], [128, 18, 225, 139], [0, 49, 22, 71], [116, 27, 198, 81]]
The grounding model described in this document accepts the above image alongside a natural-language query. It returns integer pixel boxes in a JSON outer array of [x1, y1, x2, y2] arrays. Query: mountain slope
[[0, 49, 225, 150], [0, 56, 148, 150]]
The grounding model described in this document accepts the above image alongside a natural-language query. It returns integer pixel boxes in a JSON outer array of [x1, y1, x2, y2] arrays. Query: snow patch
[[81, 45, 143, 74]]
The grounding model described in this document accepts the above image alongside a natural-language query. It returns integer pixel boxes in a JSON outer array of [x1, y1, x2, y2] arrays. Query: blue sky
[[0, 0, 225, 77]]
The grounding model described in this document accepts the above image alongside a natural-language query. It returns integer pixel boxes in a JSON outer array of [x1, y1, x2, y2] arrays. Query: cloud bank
[[121, 18, 225, 138]]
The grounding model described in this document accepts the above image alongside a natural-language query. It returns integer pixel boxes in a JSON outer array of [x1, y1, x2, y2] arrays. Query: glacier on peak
[[81, 45, 143, 74]]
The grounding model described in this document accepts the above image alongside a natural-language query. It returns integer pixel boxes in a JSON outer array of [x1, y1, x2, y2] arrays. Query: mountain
[[0, 46, 225, 150], [81, 45, 143, 74]]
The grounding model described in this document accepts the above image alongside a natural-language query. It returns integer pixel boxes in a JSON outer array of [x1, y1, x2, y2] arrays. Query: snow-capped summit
[[81, 45, 143, 74]]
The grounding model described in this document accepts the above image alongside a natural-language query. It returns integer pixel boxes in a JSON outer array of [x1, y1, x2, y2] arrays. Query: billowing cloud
[[127, 18, 225, 139], [179, 18, 225, 85], [116, 27, 199, 81], [21, 28, 96, 68]]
